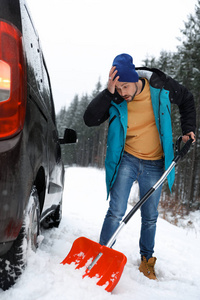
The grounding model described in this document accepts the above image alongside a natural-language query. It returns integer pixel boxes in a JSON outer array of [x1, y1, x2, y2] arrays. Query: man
[[83, 53, 196, 280]]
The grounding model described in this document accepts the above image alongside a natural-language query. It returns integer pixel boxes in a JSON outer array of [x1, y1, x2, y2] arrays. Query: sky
[[26, 0, 197, 113]]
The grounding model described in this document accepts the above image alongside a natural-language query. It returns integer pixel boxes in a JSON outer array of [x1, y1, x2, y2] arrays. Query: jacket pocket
[[167, 105, 171, 116], [109, 115, 117, 126]]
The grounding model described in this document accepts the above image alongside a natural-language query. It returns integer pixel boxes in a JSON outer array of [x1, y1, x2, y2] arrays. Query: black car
[[0, 0, 76, 290]]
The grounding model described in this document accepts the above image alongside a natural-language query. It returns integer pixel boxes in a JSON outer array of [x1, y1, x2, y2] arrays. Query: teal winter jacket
[[84, 68, 196, 198]]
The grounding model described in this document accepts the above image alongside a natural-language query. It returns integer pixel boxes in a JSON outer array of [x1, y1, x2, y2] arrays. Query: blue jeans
[[100, 151, 164, 260]]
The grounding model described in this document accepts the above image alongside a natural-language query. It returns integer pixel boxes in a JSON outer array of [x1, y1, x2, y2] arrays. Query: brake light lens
[[0, 21, 26, 139]]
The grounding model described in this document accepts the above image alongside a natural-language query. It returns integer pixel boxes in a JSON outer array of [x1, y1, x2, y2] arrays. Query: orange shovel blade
[[61, 237, 127, 292]]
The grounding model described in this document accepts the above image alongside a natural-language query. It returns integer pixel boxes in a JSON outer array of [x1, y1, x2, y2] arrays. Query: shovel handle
[[174, 136, 193, 163]]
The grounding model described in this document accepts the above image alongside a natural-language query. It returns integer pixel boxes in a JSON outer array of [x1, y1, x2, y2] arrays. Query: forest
[[56, 1, 200, 220]]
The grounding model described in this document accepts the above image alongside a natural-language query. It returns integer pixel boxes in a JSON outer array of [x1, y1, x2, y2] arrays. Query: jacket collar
[[136, 67, 167, 89]]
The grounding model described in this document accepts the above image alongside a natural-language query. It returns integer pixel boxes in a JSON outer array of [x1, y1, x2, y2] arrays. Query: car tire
[[0, 186, 40, 290]]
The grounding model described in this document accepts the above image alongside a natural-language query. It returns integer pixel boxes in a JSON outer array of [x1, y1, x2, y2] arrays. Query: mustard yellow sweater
[[124, 79, 163, 160]]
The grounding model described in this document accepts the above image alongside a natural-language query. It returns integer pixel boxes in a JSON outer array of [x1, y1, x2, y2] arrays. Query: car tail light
[[0, 21, 26, 140]]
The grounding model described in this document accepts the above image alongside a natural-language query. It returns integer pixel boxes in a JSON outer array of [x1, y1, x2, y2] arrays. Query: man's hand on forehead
[[107, 66, 120, 94]]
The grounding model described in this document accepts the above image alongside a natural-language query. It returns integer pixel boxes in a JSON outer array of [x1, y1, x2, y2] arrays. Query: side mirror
[[59, 128, 77, 144]]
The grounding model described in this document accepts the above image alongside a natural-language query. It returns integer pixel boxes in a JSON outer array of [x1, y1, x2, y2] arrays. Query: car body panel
[[0, 0, 75, 254]]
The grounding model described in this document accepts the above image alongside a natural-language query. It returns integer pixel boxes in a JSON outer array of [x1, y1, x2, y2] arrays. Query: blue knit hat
[[112, 53, 139, 82]]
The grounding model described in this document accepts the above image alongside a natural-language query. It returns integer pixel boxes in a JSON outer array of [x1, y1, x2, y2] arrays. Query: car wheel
[[0, 186, 40, 290]]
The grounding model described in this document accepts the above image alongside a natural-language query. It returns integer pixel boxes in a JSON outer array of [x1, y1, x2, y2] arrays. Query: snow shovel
[[61, 137, 193, 292]]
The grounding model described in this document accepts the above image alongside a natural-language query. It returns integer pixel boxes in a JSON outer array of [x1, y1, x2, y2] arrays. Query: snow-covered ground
[[1, 167, 200, 300]]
